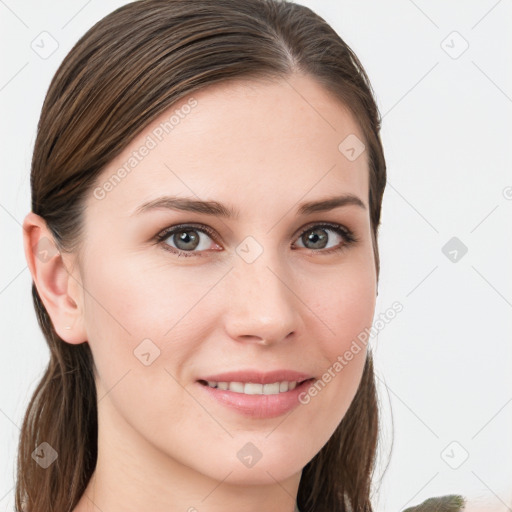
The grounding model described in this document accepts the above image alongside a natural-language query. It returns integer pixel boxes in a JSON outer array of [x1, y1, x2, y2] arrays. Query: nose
[[223, 255, 302, 346]]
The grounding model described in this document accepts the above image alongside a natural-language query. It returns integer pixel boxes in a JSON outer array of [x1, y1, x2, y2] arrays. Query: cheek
[[80, 255, 204, 437], [306, 258, 376, 354], [298, 255, 376, 417], [328, 270, 375, 376], [80, 250, 226, 401], [331, 278, 376, 353], [82, 248, 217, 346]]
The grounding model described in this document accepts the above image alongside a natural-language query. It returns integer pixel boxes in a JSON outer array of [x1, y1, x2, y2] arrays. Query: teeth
[[229, 382, 244, 393], [263, 382, 280, 394], [204, 380, 303, 394], [244, 383, 263, 394]]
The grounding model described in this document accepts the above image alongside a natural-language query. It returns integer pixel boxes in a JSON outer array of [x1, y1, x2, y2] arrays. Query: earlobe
[[22, 212, 87, 345]]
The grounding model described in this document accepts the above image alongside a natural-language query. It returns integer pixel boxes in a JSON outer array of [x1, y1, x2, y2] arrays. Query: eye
[[155, 224, 220, 257], [154, 222, 358, 258], [293, 223, 358, 255]]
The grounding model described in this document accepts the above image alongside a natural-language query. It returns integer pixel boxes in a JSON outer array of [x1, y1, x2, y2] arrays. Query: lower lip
[[196, 379, 316, 419]]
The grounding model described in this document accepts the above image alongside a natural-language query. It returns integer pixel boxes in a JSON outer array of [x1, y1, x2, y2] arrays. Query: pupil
[[305, 229, 327, 249], [176, 230, 199, 250]]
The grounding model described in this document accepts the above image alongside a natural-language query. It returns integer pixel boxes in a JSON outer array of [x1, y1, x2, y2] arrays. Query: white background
[[1, 1, 511, 511]]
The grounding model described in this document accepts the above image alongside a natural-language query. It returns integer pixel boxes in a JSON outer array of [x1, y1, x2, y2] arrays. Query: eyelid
[[156, 223, 219, 242], [292, 220, 346, 239]]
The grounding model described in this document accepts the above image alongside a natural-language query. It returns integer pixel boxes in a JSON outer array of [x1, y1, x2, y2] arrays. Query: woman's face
[[76, 73, 376, 484]]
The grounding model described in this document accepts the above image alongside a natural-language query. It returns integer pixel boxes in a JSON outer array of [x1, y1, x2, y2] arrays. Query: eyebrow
[[132, 193, 366, 218]]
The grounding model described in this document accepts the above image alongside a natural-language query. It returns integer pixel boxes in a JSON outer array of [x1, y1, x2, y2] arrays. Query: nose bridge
[[224, 242, 300, 344]]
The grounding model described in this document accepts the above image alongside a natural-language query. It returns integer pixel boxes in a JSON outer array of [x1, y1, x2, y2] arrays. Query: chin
[[216, 461, 303, 486]]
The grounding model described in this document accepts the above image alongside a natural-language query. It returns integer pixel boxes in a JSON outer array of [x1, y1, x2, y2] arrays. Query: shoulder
[[402, 494, 466, 512]]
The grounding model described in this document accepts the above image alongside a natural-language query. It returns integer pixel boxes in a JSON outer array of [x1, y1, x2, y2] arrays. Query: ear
[[22, 211, 87, 345]]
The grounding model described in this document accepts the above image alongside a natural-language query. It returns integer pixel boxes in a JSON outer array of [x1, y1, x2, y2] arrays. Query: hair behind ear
[[15, 283, 97, 512]]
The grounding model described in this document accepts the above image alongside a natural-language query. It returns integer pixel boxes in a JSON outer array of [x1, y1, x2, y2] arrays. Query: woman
[[18, 0, 465, 511]]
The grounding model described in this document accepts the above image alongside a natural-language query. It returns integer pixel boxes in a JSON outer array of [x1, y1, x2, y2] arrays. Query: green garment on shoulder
[[402, 494, 466, 512], [294, 494, 466, 511]]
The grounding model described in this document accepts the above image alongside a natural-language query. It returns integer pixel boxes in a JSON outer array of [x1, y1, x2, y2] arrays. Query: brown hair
[[17, 1, 387, 511]]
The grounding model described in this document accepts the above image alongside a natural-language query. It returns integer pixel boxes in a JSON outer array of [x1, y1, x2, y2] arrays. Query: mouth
[[195, 376, 317, 419], [197, 378, 315, 395]]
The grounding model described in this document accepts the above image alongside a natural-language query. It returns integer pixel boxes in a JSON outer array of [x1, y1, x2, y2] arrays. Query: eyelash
[[154, 222, 359, 258]]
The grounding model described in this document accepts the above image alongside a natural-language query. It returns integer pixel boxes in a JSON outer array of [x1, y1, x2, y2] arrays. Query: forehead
[[88, 73, 369, 218]]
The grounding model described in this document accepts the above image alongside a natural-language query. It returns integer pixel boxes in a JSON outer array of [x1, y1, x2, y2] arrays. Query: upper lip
[[197, 369, 315, 385]]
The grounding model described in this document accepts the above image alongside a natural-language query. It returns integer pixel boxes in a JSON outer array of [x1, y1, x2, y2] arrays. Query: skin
[[23, 72, 377, 512]]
